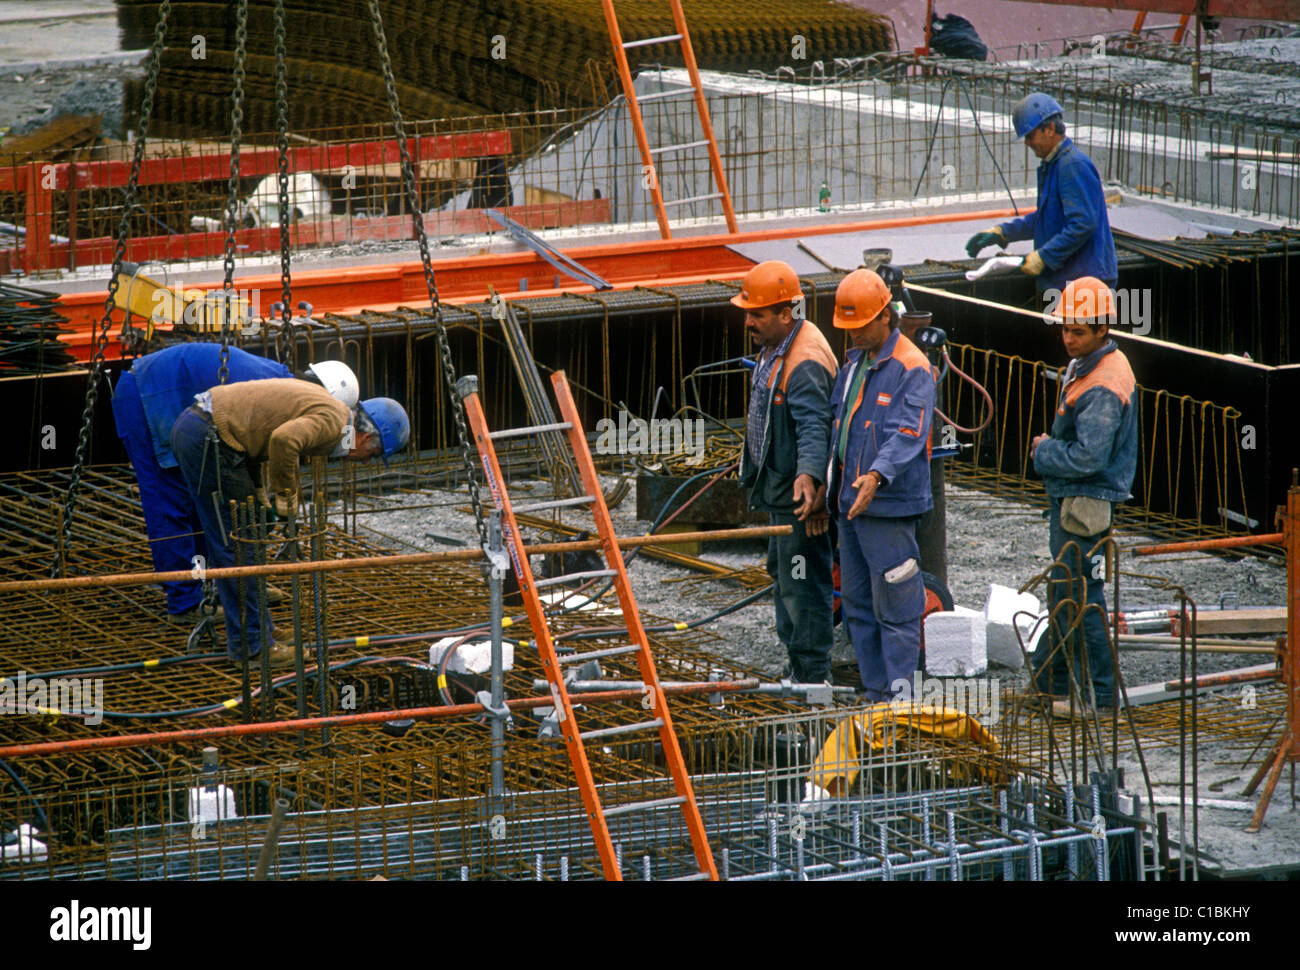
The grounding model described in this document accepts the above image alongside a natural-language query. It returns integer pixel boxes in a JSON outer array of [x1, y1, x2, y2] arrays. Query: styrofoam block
[[428, 637, 514, 676], [924, 604, 987, 677], [984, 584, 1043, 669], [188, 784, 238, 824]]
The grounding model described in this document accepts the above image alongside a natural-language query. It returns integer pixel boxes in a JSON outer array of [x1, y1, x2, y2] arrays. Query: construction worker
[[965, 92, 1117, 293], [1029, 277, 1137, 717], [111, 343, 359, 625], [827, 269, 936, 701], [732, 260, 838, 684], [169, 381, 408, 667]]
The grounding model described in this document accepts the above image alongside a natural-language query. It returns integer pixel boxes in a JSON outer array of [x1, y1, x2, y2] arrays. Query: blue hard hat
[[357, 397, 410, 458], [1012, 93, 1064, 138]]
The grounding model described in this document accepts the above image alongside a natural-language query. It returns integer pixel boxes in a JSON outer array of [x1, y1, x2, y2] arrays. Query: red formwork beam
[[7, 130, 512, 274], [37, 199, 612, 283], [0, 131, 511, 193]]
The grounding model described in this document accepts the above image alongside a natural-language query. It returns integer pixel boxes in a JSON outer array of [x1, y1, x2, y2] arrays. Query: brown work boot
[[265, 637, 300, 668], [264, 584, 286, 605]]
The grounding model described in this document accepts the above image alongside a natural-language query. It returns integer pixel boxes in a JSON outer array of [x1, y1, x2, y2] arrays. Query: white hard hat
[[307, 360, 359, 410]]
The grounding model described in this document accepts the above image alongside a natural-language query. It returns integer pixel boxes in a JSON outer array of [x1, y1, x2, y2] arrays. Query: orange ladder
[[599, 0, 738, 240], [459, 369, 718, 881]]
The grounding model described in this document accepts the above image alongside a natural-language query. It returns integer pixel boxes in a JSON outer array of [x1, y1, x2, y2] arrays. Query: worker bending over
[[966, 93, 1117, 293], [732, 260, 838, 684], [1030, 277, 1138, 717], [827, 270, 936, 701], [112, 342, 358, 625], [170, 379, 408, 666]]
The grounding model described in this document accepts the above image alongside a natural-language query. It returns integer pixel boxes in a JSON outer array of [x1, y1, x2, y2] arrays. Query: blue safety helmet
[[1012, 92, 1064, 138], [357, 397, 410, 459]]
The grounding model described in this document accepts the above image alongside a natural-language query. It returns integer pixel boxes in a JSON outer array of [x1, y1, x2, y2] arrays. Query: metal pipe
[[0, 679, 760, 759], [1133, 532, 1284, 555], [0, 525, 793, 593], [252, 798, 290, 881]]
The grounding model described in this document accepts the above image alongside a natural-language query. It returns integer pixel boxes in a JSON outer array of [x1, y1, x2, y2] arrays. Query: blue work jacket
[[998, 138, 1117, 293], [114, 344, 291, 469], [739, 319, 838, 514], [826, 328, 935, 519], [1033, 340, 1138, 502]]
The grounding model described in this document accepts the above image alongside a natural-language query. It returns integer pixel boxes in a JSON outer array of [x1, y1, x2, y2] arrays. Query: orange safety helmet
[[832, 269, 892, 329], [730, 260, 804, 310], [1051, 276, 1116, 324]]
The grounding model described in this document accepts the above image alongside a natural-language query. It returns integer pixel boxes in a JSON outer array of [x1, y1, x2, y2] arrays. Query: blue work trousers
[[112, 372, 205, 615], [838, 514, 926, 700], [1031, 496, 1116, 707], [170, 407, 270, 659], [765, 511, 834, 683]]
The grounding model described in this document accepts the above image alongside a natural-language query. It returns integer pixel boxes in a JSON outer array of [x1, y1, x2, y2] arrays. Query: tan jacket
[[209, 378, 350, 506]]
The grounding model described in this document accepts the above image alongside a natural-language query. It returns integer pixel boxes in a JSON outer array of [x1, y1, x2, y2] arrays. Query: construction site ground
[[341, 470, 1298, 879]]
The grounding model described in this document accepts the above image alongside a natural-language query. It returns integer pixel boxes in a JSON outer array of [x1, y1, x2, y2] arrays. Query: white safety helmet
[[306, 360, 359, 410]]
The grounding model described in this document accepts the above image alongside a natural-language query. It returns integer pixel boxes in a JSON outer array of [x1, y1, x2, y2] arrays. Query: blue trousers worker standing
[[826, 271, 936, 701]]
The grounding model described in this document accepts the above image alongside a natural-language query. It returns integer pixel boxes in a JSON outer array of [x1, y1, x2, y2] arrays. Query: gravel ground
[[340, 474, 1287, 690]]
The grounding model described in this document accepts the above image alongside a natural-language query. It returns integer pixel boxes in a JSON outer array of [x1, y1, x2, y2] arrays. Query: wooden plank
[[1173, 608, 1289, 636]]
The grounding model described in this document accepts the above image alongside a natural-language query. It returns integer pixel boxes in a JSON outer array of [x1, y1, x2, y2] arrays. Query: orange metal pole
[[0, 680, 760, 760], [1131, 10, 1148, 33], [0, 525, 790, 594], [1172, 13, 1191, 44], [1133, 532, 1284, 556]]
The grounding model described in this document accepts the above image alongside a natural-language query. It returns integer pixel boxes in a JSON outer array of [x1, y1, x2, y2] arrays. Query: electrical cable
[[934, 348, 995, 434], [0, 758, 50, 833]]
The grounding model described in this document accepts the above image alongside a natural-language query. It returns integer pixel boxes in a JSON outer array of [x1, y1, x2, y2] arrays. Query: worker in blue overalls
[[826, 270, 936, 701], [965, 92, 1117, 294], [111, 343, 359, 625]]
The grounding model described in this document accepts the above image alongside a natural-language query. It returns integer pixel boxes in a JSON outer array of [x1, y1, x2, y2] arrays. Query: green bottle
[[818, 180, 831, 212]]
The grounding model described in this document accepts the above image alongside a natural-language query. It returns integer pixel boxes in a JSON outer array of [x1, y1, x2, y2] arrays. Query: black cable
[[0, 759, 50, 833]]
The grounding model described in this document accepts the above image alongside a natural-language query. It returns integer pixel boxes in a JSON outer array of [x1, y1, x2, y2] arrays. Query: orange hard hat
[[832, 269, 892, 329], [730, 260, 804, 309], [1052, 276, 1116, 324]]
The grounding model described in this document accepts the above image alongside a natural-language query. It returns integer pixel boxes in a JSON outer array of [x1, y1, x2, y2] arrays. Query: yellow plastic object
[[810, 704, 1002, 794], [112, 263, 252, 337]]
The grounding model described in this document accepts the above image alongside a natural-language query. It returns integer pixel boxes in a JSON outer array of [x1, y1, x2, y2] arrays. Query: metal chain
[[51, 0, 173, 579], [218, 0, 249, 387], [273, 0, 295, 368], [366, 0, 490, 551]]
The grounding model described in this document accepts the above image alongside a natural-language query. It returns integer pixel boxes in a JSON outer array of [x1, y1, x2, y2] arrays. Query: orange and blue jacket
[[1033, 340, 1138, 502], [739, 319, 838, 514], [826, 328, 936, 518]]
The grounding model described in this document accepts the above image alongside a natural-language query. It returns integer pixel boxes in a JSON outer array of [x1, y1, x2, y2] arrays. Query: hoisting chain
[[50, 0, 173, 579], [218, 0, 249, 387], [273, 0, 296, 368], [366, 0, 490, 552]]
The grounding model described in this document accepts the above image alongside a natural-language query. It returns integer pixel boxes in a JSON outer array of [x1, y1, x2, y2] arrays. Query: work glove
[[1020, 250, 1045, 276], [964, 228, 1005, 258]]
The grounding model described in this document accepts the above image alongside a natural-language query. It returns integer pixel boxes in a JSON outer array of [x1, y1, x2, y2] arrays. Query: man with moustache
[[732, 260, 838, 684]]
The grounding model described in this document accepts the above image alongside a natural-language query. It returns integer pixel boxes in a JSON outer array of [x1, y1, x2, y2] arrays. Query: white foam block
[[924, 604, 987, 677], [428, 637, 514, 676], [188, 784, 239, 824], [984, 584, 1043, 669]]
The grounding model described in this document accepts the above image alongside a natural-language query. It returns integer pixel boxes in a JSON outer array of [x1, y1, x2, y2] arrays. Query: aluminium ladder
[[459, 369, 718, 881], [599, 0, 738, 239]]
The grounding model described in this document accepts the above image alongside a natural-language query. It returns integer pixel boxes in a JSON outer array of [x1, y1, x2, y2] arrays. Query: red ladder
[[460, 369, 717, 881], [599, 0, 738, 239]]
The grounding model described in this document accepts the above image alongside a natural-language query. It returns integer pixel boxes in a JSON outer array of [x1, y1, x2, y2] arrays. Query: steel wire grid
[[0, 705, 1138, 881], [13, 55, 1300, 279]]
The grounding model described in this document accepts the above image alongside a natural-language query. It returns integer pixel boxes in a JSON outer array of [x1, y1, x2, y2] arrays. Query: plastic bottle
[[818, 180, 831, 212]]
